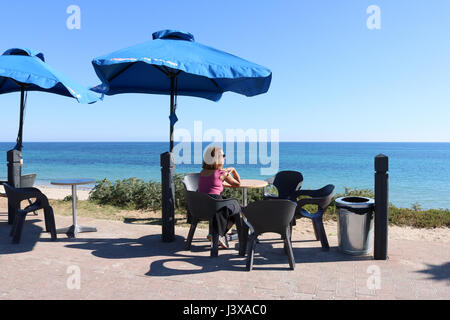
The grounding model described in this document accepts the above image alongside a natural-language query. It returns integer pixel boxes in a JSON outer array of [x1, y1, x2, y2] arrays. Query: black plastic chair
[[243, 199, 297, 271], [294, 184, 335, 250], [3, 184, 57, 244], [1, 173, 38, 223], [264, 170, 304, 202], [182, 173, 200, 192], [183, 190, 245, 257], [182, 174, 200, 224], [21, 174, 37, 188]]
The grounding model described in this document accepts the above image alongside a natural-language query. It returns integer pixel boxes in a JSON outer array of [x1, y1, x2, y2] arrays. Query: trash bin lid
[[335, 196, 375, 214]]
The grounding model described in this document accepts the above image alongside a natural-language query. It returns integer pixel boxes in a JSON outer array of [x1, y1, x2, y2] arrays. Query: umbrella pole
[[161, 76, 176, 242], [170, 76, 175, 152], [16, 87, 26, 151]]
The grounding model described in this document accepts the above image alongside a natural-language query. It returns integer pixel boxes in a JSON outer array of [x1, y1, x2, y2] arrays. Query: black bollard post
[[7, 149, 22, 188], [161, 152, 175, 242], [7, 149, 22, 224], [374, 154, 389, 260]]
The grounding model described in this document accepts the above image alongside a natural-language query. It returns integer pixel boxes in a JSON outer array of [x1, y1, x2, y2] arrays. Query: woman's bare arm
[[224, 167, 241, 183], [231, 168, 241, 183], [221, 171, 241, 187]]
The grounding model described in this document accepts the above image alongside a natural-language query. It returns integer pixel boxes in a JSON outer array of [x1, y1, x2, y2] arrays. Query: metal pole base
[[57, 225, 97, 238]]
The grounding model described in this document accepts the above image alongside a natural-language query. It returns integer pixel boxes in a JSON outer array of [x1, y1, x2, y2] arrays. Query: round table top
[[51, 179, 96, 186], [223, 179, 268, 189]]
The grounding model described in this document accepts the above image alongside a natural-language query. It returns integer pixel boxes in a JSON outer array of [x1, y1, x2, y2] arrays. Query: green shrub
[[89, 178, 113, 203], [388, 206, 450, 228], [90, 178, 154, 210], [411, 202, 423, 212], [132, 180, 162, 211], [89, 175, 187, 212], [89, 175, 268, 211]]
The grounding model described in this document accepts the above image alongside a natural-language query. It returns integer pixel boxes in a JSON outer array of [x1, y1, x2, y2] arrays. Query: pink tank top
[[198, 170, 226, 195]]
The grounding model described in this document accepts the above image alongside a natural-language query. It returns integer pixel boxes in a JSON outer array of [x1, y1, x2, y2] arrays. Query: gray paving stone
[[0, 213, 448, 300]]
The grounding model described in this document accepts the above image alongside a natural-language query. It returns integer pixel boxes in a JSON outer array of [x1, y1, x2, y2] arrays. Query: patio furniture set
[[1, 170, 334, 272], [182, 170, 335, 271], [0, 29, 389, 265]]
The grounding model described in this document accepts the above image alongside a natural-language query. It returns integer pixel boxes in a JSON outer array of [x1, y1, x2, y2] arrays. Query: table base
[[57, 225, 97, 238]]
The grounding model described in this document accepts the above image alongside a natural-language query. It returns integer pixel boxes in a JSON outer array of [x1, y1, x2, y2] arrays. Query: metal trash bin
[[335, 196, 375, 255]]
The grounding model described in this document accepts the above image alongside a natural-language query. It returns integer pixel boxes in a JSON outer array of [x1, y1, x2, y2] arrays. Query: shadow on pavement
[[417, 262, 450, 283], [0, 213, 44, 254], [146, 238, 374, 275], [61, 234, 187, 259], [57, 234, 248, 274], [123, 217, 185, 226], [1, 211, 375, 276]]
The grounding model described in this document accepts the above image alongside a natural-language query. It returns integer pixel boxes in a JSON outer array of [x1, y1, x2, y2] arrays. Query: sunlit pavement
[[0, 213, 448, 300]]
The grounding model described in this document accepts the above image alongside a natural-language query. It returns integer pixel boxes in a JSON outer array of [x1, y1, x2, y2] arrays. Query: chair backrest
[[3, 184, 27, 206], [20, 174, 36, 188], [243, 199, 297, 235], [316, 184, 335, 209], [182, 173, 200, 192], [273, 171, 304, 200], [307, 184, 335, 209], [184, 190, 219, 220], [3, 183, 50, 215]]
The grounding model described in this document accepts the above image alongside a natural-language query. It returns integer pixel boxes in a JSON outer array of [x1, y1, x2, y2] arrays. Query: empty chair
[[264, 170, 304, 202], [294, 184, 335, 250], [183, 189, 244, 257], [3, 184, 57, 244], [263, 170, 304, 241], [1, 173, 38, 223], [243, 199, 297, 271], [20, 173, 37, 188]]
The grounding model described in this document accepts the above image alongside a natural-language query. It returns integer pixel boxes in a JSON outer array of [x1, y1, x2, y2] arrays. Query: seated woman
[[198, 146, 242, 248]]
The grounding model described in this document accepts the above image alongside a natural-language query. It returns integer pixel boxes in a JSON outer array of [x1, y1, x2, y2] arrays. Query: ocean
[[0, 142, 449, 209]]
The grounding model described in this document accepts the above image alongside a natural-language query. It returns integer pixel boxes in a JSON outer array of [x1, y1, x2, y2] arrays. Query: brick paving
[[0, 213, 449, 300]]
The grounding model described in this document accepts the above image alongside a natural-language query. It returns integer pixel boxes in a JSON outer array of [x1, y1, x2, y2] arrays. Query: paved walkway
[[0, 213, 449, 300]]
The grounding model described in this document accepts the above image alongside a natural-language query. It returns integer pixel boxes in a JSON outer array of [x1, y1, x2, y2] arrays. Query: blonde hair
[[202, 146, 224, 170]]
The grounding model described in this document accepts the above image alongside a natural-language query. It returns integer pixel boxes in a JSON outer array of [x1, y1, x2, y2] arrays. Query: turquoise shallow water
[[0, 142, 449, 209]]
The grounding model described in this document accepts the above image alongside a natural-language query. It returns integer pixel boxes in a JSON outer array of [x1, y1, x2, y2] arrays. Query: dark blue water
[[0, 142, 449, 209]]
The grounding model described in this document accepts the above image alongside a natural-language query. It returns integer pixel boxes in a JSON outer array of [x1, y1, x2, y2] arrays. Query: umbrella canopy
[[92, 29, 272, 150], [0, 48, 100, 150], [92, 29, 271, 101], [0, 48, 99, 103]]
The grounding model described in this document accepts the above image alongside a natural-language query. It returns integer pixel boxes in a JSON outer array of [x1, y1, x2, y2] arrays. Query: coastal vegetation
[[56, 177, 450, 229]]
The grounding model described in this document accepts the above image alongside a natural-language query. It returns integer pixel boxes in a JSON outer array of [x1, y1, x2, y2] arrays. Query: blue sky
[[0, 0, 449, 142]]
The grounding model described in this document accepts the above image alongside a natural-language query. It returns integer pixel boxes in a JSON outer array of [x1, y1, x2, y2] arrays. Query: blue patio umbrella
[[91, 30, 272, 241], [0, 48, 99, 151], [92, 29, 272, 151]]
